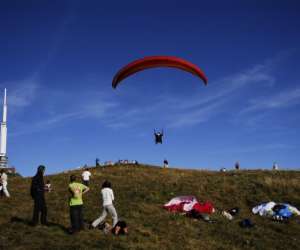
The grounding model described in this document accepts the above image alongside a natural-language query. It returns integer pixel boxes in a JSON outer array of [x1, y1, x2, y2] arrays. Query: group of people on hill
[[30, 165, 127, 235], [220, 161, 280, 172], [94, 158, 167, 168]]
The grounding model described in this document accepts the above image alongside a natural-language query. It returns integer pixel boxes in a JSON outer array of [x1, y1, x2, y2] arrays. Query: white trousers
[[92, 204, 118, 228], [0, 181, 10, 197]]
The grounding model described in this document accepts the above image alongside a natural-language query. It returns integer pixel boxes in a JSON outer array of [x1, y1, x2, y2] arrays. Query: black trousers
[[83, 180, 89, 186], [70, 205, 84, 232], [32, 196, 47, 225]]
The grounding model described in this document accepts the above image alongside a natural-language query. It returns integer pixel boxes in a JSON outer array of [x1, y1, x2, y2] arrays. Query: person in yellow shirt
[[69, 175, 89, 234]]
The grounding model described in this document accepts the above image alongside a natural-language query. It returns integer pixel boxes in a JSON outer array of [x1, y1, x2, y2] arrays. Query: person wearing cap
[[30, 165, 48, 226], [69, 175, 89, 234]]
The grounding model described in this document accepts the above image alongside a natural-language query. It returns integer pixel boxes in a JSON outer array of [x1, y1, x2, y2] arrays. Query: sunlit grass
[[0, 165, 299, 249]]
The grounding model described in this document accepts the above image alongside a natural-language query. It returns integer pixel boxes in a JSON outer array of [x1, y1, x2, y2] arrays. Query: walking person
[[30, 165, 48, 226], [91, 180, 118, 228], [69, 175, 89, 234], [0, 170, 10, 197]]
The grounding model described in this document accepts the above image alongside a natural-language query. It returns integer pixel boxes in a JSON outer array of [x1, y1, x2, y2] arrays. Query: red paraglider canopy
[[112, 56, 208, 88]]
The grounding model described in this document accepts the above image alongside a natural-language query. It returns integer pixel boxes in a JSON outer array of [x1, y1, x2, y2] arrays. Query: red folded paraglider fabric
[[163, 196, 214, 214], [192, 201, 214, 214]]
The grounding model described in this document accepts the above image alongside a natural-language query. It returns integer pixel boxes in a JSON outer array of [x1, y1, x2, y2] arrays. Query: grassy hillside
[[0, 165, 300, 250]]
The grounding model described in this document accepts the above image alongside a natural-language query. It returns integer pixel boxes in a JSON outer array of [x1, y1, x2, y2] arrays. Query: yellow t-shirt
[[69, 182, 87, 206]]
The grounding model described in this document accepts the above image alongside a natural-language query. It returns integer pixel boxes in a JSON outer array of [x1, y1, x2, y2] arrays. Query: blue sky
[[1, 0, 300, 176]]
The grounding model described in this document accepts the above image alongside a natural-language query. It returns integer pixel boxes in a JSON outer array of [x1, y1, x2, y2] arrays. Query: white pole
[[3, 88, 7, 122], [0, 88, 7, 156]]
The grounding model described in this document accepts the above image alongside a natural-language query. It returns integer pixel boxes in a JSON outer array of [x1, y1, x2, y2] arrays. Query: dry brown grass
[[0, 165, 300, 250]]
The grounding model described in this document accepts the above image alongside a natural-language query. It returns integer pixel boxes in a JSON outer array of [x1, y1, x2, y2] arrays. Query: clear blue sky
[[1, 0, 300, 176]]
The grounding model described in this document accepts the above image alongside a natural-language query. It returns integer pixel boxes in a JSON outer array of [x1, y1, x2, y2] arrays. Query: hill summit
[[0, 164, 300, 250]]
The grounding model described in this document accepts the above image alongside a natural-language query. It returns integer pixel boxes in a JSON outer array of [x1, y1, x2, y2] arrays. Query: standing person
[[30, 165, 47, 226], [163, 159, 169, 168], [91, 180, 118, 228], [82, 168, 92, 186], [69, 175, 89, 234], [0, 170, 10, 197], [273, 162, 279, 170], [235, 161, 240, 170]]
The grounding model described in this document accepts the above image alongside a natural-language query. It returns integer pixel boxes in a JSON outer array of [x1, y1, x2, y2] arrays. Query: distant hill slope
[[0, 165, 300, 250]]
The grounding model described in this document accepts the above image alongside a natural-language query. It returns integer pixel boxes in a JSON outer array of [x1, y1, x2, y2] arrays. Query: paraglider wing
[[112, 56, 208, 88]]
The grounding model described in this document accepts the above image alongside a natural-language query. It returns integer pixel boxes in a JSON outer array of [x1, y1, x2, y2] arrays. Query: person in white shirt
[[91, 180, 118, 228], [0, 170, 10, 197], [82, 169, 92, 186]]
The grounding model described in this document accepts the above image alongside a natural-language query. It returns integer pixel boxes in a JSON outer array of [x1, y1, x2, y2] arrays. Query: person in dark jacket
[[154, 129, 164, 144], [163, 159, 169, 168], [235, 161, 240, 170], [30, 165, 48, 226]]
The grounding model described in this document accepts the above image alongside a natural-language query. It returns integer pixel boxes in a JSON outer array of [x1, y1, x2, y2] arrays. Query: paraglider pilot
[[154, 129, 164, 144]]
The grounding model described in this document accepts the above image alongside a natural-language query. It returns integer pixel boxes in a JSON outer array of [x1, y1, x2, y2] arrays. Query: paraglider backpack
[[274, 205, 293, 218], [239, 219, 254, 228]]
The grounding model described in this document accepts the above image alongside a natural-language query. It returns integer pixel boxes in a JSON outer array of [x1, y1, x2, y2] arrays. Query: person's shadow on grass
[[10, 216, 69, 233]]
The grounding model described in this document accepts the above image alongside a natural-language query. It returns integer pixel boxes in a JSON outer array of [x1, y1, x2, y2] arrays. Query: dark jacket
[[30, 171, 45, 199]]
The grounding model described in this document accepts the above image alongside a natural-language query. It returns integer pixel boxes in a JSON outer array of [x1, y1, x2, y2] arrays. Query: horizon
[[17, 163, 300, 178], [1, 1, 300, 176]]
